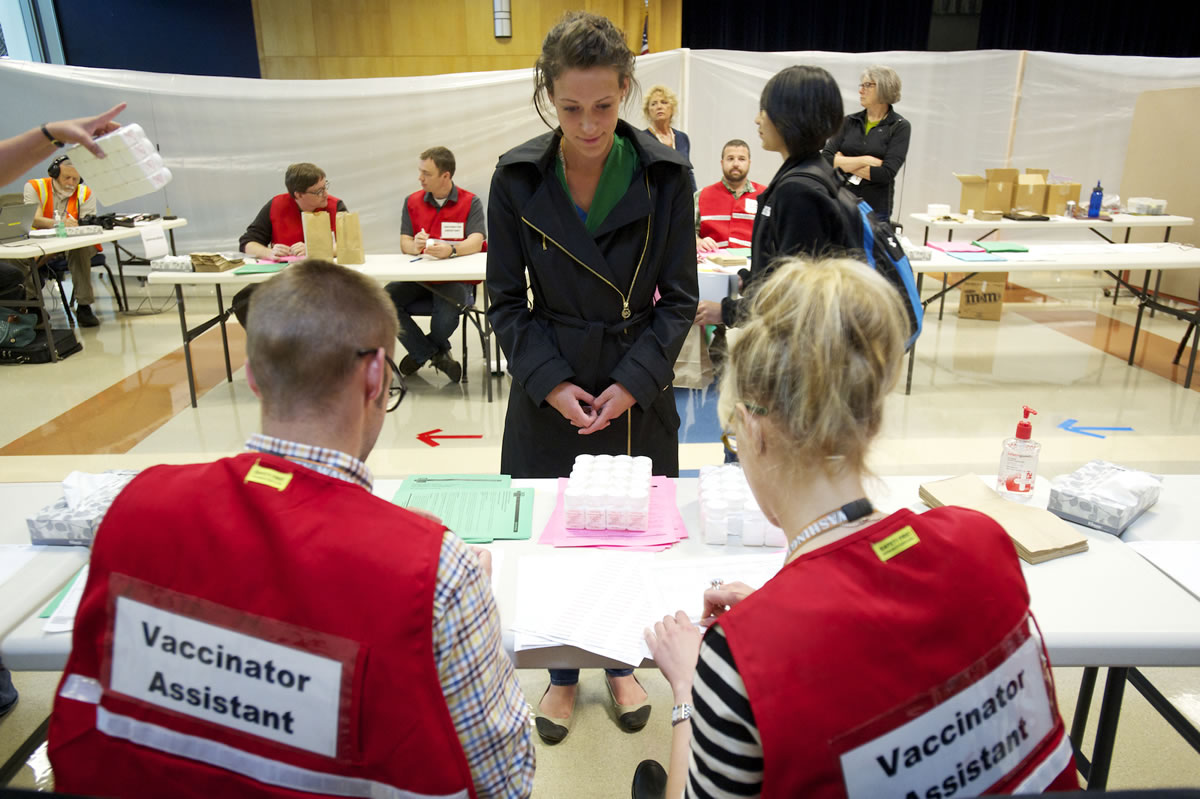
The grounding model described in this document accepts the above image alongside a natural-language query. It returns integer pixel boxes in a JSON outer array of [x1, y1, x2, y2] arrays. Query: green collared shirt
[[554, 133, 637, 234]]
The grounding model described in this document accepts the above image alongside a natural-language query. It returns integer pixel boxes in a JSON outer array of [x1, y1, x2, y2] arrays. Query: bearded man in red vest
[[232, 163, 346, 327], [388, 146, 486, 384], [49, 260, 534, 799], [692, 141, 766, 330], [18, 156, 103, 326]]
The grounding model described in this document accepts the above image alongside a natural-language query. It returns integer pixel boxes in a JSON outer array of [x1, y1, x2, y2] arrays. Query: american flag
[[640, 3, 649, 55]]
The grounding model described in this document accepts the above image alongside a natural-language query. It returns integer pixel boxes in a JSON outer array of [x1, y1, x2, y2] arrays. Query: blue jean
[[387, 281, 474, 364], [549, 668, 634, 686]]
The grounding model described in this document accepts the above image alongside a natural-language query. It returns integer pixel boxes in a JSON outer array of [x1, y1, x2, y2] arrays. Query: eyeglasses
[[720, 402, 769, 455], [304, 181, 330, 198], [859, 82, 877, 90], [355, 348, 407, 412]]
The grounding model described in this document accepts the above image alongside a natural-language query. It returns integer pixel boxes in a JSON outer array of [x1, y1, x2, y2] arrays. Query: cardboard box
[[1013, 173, 1048, 213], [1025, 168, 1050, 181], [957, 272, 1007, 321], [1045, 182, 1082, 216], [954, 173, 987, 214], [984, 168, 1018, 214]]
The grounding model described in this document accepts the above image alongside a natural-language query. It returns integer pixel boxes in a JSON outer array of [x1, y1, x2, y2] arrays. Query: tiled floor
[[2, 266, 1199, 793]]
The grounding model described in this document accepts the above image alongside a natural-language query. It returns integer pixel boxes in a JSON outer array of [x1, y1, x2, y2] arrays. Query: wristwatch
[[449, 244, 458, 259], [671, 702, 693, 727]]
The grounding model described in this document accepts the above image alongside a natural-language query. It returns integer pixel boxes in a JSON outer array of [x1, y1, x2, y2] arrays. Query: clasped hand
[[546, 380, 636, 435]]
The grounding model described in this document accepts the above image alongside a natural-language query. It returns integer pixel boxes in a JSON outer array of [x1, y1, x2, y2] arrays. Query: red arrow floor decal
[[417, 428, 484, 447]]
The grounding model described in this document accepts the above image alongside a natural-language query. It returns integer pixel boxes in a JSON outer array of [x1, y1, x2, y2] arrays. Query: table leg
[[1070, 667, 1098, 748], [922, 226, 929, 246], [1186, 318, 1199, 391], [481, 280, 493, 402], [115, 241, 131, 313], [1086, 667, 1127, 791], [216, 285, 232, 383], [1129, 299, 1146, 366], [176, 284, 197, 408]]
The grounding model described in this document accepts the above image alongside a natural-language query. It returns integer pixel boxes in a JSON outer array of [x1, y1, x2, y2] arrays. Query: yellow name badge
[[244, 460, 293, 491], [872, 526, 920, 562]]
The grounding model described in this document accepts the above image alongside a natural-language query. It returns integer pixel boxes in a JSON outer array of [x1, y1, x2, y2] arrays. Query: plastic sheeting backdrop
[[1, 50, 1198, 253]]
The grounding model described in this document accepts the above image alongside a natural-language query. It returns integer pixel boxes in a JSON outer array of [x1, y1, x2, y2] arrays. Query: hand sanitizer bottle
[[997, 405, 1040, 501], [55, 210, 67, 238]]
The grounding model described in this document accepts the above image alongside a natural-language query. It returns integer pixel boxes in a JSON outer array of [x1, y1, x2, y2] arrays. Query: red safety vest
[[28, 177, 101, 251], [406, 186, 478, 244], [49, 452, 475, 799], [268, 193, 340, 248], [717, 506, 1078, 799], [697, 180, 764, 248]]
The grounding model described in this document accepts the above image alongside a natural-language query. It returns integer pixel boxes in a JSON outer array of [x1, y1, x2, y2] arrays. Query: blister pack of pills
[[65, 123, 172, 206]]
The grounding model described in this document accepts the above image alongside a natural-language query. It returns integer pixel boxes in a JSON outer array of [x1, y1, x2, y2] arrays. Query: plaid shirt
[[245, 435, 535, 797]]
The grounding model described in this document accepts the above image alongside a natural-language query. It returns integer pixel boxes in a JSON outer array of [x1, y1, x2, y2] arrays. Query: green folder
[[971, 241, 1028, 253], [391, 482, 532, 543], [233, 262, 287, 275]]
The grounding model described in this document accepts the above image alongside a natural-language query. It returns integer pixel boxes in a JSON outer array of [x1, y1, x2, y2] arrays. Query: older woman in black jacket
[[822, 65, 911, 220]]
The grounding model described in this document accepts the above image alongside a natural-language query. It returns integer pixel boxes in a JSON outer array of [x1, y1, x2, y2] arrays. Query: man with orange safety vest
[[21, 155, 102, 326]]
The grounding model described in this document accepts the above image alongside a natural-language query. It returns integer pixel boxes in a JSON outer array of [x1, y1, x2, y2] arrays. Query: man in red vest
[[20, 156, 102, 326], [49, 260, 534, 799], [232, 163, 347, 327], [693, 140, 765, 328], [388, 146, 486, 384]]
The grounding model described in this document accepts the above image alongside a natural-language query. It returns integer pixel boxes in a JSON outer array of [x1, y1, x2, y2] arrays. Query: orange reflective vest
[[28, 178, 101, 251]]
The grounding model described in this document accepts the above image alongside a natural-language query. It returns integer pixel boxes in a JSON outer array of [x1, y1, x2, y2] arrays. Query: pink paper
[[539, 476, 688, 549], [927, 241, 984, 253]]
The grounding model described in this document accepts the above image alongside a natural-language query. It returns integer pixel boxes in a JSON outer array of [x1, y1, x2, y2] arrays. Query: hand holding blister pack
[[64, 123, 172, 206]]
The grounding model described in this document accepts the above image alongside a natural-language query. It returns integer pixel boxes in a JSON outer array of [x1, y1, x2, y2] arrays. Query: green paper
[[971, 241, 1028, 253], [725, 248, 752, 258], [40, 566, 86, 618], [233, 262, 287, 275], [950, 251, 1007, 262], [391, 485, 532, 543]]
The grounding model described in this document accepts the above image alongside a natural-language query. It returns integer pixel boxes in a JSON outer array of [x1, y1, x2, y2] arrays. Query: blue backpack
[[789, 164, 924, 351]]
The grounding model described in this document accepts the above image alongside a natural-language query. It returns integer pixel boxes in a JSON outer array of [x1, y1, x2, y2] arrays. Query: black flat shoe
[[631, 759, 667, 799], [534, 685, 574, 744], [606, 673, 652, 732]]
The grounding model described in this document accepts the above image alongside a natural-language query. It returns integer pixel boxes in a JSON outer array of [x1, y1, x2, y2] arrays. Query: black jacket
[[720, 154, 850, 327], [487, 120, 698, 478], [821, 107, 911, 219]]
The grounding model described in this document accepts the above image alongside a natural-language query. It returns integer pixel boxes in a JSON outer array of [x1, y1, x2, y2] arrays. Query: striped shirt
[[686, 624, 764, 798], [245, 435, 535, 798]]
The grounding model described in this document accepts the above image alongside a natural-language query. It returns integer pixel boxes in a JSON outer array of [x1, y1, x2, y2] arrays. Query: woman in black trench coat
[[486, 19, 697, 482]]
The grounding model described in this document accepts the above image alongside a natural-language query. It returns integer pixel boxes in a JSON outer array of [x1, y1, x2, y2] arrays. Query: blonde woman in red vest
[[20, 156, 102, 325], [487, 11, 697, 742], [638, 258, 1079, 798]]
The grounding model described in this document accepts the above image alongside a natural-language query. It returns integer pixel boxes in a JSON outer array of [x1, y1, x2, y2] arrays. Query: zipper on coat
[[521, 174, 653, 321]]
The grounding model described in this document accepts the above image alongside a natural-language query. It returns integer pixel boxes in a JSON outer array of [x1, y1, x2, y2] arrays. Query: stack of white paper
[[511, 552, 785, 666]]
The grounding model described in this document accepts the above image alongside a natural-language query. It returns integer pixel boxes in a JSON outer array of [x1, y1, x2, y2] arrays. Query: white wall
[[1, 49, 1197, 253]]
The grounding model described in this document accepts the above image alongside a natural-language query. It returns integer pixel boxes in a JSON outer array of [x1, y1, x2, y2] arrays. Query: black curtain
[[977, 0, 1200, 57], [52, 0, 260, 78], [682, 0, 934, 52]]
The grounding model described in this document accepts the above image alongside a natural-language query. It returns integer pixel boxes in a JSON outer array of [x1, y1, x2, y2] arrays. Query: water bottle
[[54, 210, 67, 238], [1087, 181, 1103, 219]]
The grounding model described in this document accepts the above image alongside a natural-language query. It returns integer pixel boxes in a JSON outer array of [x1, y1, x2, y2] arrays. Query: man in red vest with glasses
[[388, 146, 486, 384], [20, 155, 103, 326], [49, 260, 534, 799], [232, 163, 346, 328]]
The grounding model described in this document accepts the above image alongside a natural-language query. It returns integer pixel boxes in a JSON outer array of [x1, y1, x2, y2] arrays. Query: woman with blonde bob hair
[[643, 84, 695, 191], [638, 258, 1078, 797]]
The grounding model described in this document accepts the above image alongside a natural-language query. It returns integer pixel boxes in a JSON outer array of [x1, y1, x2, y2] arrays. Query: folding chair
[[401, 282, 496, 402]]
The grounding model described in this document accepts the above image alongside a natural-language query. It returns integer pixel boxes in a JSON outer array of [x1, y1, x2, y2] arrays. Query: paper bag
[[303, 211, 334, 261], [336, 211, 365, 265], [673, 325, 714, 389]]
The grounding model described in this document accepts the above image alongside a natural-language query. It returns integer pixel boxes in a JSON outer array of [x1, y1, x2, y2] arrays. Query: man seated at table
[[388, 146, 486, 384], [48, 260, 534, 799], [693, 140, 766, 335], [694, 139, 764, 254], [18, 155, 102, 326], [232, 162, 346, 327]]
